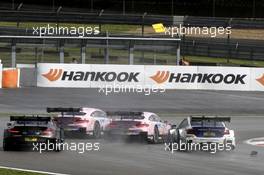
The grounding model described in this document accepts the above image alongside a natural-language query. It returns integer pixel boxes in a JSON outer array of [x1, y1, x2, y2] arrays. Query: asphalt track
[[0, 88, 264, 175]]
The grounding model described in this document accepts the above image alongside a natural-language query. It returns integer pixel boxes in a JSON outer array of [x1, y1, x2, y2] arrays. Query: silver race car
[[168, 116, 235, 152]]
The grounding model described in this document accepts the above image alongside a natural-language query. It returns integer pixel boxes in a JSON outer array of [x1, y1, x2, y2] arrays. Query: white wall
[[37, 63, 264, 91]]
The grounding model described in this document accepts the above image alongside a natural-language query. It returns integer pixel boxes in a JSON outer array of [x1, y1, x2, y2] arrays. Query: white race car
[[105, 111, 171, 143], [168, 116, 236, 151], [47, 107, 111, 138]]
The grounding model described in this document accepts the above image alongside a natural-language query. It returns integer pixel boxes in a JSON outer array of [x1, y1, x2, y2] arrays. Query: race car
[[105, 111, 171, 143], [168, 116, 236, 151], [3, 115, 64, 151], [47, 107, 111, 138]]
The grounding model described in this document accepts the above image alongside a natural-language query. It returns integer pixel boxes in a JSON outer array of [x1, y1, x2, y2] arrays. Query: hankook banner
[[37, 63, 264, 91]]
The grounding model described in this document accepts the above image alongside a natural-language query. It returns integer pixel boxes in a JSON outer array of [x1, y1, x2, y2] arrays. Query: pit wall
[[36, 63, 264, 91]]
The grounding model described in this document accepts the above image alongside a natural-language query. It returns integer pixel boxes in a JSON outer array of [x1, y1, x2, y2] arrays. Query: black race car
[[3, 115, 64, 151]]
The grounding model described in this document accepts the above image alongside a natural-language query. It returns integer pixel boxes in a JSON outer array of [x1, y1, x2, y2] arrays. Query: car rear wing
[[47, 107, 81, 113], [190, 116, 231, 123], [10, 115, 51, 126], [107, 111, 144, 120], [107, 111, 143, 116], [10, 115, 51, 122]]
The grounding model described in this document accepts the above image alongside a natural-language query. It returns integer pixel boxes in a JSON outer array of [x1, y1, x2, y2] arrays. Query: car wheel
[[54, 139, 63, 152], [164, 130, 172, 144], [152, 126, 159, 144], [3, 139, 11, 151], [176, 130, 186, 152], [93, 122, 101, 139], [59, 128, 65, 141], [176, 130, 181, 144], [223, 140, 235, 151]]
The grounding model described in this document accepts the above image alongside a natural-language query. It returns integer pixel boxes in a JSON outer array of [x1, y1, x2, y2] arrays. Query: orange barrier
[[0, 64, 2, 88], [2, 68, 20, 88]]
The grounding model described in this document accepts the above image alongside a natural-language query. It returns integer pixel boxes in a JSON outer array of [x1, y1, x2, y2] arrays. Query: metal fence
[[0, 35, 181, 67], [0, 34, 263, 68], [182, 37, 264, 61], [1, 10, 264, 29]]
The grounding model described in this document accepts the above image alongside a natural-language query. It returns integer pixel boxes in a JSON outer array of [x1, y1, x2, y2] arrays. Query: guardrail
[[0, 10, 264, 29], [0, 34, 263, 66], [0, 35, 181, 67], [182, 37, 264, 62], [0, 10, 172, 26]]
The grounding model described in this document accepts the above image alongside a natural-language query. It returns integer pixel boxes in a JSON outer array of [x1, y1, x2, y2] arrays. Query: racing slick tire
[[176, 131, 189, 152], [92, 122, 101, 139], [176, 130, 180, 144], [149, 126, 160, 144], [53, 139, 63, 152], [224, 140, 236, 151], [231, 145, 236, 150], [3, 139, 11, 151], [163, 130, 172, 144], [165, 133, 176, 151]]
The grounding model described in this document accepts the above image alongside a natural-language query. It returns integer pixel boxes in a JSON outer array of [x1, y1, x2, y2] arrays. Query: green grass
[[0, 168, 46, 175]]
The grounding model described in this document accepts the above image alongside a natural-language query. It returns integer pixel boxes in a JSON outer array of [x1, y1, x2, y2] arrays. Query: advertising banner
[[197, 66, 251, 91], [90, 64, 145, 88], [37, 63, 264, 91], [37, 63, 144, 88], [144, 65, 198, 89], [250, 68, 264, 91], [37, 63, 92, 88]]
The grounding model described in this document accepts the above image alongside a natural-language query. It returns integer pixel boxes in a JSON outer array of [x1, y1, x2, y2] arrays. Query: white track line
[[245, 137, 264, 147], [0, 166, 70, 175]]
